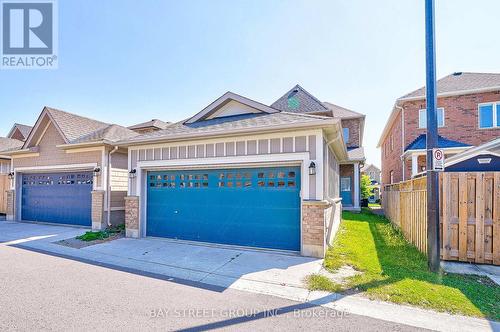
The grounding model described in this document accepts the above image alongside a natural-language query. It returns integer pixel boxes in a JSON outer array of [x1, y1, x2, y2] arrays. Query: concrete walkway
[[0, 220, 498, 332], [442, 261, 500, 286]]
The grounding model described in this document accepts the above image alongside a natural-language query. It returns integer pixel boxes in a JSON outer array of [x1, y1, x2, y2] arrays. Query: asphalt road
[[0, 244, 429, 332]]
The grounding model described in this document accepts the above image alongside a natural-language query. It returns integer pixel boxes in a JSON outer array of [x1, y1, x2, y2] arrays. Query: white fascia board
[[401, 146, 470, 158], [445, 150, 500, 167], [13, 163, 98, 173]]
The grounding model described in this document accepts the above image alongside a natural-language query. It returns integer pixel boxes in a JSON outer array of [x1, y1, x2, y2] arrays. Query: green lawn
[[307, 209, 500, 320]]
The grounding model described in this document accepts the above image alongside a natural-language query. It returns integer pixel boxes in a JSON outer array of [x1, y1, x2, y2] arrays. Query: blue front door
[[146, 167, 301, 251], [21, 172, 93, 226], [340, 176, 352, 206]]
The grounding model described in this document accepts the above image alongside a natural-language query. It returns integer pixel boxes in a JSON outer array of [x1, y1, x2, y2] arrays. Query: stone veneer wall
[[124, 196, 139, 238]]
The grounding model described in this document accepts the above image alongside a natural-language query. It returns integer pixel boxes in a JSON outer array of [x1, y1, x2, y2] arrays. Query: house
[[120, 86, 365, 258], [0, 136, 24, 213], [271, 86, 366, 210], [378, 72, 500, 186], [128, 119, 171, 134], [4, 107, 138, 229], [361, 164, 381, 203], [445, 137, 500, 172], [7, 123, 33, 142]]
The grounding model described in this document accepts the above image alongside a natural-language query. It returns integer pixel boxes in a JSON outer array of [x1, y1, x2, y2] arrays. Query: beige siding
[[0, 160, 10, 174], [13, 123, 102, 185]]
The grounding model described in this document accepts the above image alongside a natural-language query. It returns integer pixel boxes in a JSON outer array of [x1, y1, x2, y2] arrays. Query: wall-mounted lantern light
[[129, 169, 137, 179], [93, 167, 101, 176], [308, 162, 316, 176], [7, 172, 14, 180]]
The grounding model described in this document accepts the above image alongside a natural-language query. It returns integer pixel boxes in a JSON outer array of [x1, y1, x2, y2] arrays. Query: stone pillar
[[125, 196, 139, 238], [302, 200, 332, 258], [91, 190, 105, 230], [6, 190, 15, 221]]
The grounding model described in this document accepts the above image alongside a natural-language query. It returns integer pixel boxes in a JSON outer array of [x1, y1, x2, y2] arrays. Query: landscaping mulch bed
[[54, 228, 124, 249]]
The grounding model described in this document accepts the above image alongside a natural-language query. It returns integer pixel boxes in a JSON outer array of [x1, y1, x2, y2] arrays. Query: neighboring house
[[0, 136, 24, 213], [120, 85, 365, 258], [378, 72, 500, 186], [445, 137, 500, 172], [361, 164, 381, 203], [7, 123, 33, 142], [128, 119, 171, 134], [4, 107, 138, 229]]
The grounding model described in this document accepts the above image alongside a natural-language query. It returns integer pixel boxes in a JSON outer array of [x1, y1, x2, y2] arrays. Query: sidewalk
[[1, 220, 498, 332]]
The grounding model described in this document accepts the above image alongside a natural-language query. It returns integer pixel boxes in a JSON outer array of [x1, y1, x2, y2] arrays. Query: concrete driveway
[[0, 220, 322, 300]]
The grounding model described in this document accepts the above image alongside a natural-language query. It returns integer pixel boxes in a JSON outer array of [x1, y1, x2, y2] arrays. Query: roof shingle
[[271, 85, 328, 114], [127, 112, 332, 142], [399, 72, 500, 100], [405, 134, 471, 151], [0, 137, 23, 153]]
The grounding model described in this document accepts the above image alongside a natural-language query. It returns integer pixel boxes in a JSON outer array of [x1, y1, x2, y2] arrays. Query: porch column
[[353, 162, 360, 208], [411, 154, 419, 177]]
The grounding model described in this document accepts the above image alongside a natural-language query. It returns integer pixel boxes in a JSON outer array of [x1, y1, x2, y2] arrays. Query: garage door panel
[[147, 167, 301, 251], [22, 172, 93, 226]]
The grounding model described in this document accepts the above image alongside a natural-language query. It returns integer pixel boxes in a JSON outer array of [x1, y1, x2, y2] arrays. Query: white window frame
[[419, 108, 445, 129], [478, 102, 500, 129], [389, 170, 394, 184]]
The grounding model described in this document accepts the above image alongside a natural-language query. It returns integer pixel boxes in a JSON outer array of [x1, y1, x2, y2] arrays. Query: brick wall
[[9, 128, 25, 141], [381, 90, 500, 188], [402, 91, 500, 148], [381, 111, 403, 185], [125, 196, 139, 238], [341, 118, 361, 148], [6, 190, 15, 220], [302, 201, 331, 258], [91, 190, 105, 230]]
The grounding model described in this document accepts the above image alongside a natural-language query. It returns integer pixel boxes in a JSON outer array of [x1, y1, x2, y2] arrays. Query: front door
[[340, 176, 352, 206]]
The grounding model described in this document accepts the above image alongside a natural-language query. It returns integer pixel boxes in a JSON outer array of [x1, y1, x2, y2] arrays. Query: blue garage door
[[22, 172, 93, 226], [147, 166, 301, 251]]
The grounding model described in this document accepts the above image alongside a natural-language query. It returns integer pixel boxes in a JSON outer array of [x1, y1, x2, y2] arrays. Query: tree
[[360, 174, 372, 200]]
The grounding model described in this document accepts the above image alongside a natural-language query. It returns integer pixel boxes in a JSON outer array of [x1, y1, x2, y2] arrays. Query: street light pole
[[425, 0, 440, 272]]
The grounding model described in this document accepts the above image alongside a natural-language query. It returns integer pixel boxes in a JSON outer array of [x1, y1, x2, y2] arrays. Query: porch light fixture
[[129, 169, 137, 178], [7, 172, 14, 180], [308, 162, 316, 176], [93, 167, 101, 175]]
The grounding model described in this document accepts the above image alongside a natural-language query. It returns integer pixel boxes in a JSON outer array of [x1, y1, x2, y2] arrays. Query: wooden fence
[[383, 172, 499, 265], [0, 175, 9, 214]]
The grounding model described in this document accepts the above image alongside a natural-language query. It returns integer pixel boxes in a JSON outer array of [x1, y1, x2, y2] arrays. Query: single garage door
[[21, 172, 93, 226], [147, 166, 301, 251]]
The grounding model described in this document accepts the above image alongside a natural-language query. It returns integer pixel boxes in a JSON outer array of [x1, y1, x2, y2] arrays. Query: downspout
[[107, 146, 119, 227]]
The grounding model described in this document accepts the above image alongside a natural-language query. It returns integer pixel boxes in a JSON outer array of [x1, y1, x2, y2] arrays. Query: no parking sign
[[432, 148, 445, 171]]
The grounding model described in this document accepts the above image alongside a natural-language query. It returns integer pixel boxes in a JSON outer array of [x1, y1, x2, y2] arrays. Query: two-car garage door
[[21, 172, 93, 226], [146, 166, 301, 251]]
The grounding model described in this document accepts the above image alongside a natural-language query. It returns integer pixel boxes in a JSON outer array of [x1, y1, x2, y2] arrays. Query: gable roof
[[23, 107, 138, 149], [361, 163, 380, 172], [185, 91, 279, 124], [128, 119, 171, 130], [445, 137, 500, 167], [322, 102, 364, 119], [122, 112, 338, 144], [7, 123, 33, 140], [347, 146, 365, 161], [271, 84, 329, 114], [399, 72, 500, 101], [0, 137, 23, 154], [405, 134, 471, 152]]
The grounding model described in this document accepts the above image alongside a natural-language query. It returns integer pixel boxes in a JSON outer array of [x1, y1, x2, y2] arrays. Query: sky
[[1, 0, 499, 167]]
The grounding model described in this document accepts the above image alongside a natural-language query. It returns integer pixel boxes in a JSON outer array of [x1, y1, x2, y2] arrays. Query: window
[[390, 134, 394, 151], [419, 108, 444, 128], [389, 171, 394, 184], [478, 102, 500, 128], [343, 128, 349, 143]]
